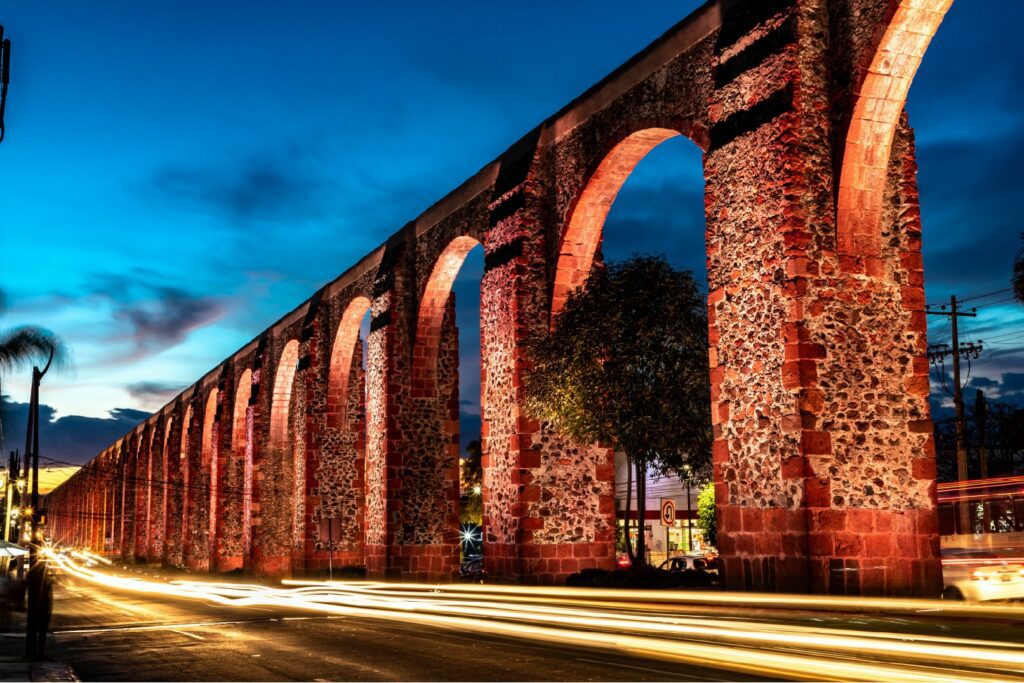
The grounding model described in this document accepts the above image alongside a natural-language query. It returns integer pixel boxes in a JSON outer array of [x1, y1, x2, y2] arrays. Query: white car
[[942, 548, 1024, 601]]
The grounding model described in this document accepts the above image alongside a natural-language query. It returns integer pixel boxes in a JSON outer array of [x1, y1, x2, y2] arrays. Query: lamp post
[[681, 465, 694, 552]]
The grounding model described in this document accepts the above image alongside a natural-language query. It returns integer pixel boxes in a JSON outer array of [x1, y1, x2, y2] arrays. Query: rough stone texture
[[47, 0, 947, 595], [163, 403, 187, 567], [148, 415, 168, 562], [137, 426, 154, 561], [215, 362, 250, 572]]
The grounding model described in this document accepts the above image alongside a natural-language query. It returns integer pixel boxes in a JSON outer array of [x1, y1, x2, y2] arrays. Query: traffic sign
[[660, 498, 676, 526]]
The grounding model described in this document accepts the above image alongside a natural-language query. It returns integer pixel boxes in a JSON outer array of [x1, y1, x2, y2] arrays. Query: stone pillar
[[389, 291, 460, 581], [707, 0, 940, 595], [250, 338, 302, 578], [305, 307, 368, 576], [121, 437, 138, 560], [364, 258, 402, 577], [134, 427, 151, 561], [216, 365, 247, 573], [148, 417, 166, 563], [482, 140, 618, 584], [163, 406, 186, 567]]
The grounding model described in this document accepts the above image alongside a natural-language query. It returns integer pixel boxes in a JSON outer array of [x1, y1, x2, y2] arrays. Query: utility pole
[[926, 295, 983, 535]]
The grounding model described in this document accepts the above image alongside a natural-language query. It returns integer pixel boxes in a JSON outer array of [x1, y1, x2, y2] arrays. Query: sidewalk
[[0, 610, 76, 682]]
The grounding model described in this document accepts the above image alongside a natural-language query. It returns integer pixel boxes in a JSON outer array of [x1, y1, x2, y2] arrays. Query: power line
[[930, 287, 1013, 307], [971, 296, 1018, 311]]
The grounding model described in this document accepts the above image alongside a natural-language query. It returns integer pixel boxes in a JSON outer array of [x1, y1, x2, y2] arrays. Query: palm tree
[[1014, 234, 1024, 304], [0, 291, 67, 452]]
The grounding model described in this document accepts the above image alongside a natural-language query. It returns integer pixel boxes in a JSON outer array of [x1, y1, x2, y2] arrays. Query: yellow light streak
[[45, 549, 1024, 683]]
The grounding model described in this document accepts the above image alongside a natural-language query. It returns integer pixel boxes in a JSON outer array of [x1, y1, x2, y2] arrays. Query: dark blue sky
[[1, 1, 1022, 463]]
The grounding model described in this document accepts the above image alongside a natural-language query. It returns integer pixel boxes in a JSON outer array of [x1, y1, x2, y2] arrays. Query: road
[[45, 556, 1024, 682], [51, 574, 744, 682]]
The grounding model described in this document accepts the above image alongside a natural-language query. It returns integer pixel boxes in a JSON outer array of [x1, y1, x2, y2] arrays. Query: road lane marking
[[170, 629, 206, 641]]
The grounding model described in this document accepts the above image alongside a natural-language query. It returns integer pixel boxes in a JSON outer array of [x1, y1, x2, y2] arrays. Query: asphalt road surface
[[49, 574, 753, 682], [45, 563, 1024, 682]]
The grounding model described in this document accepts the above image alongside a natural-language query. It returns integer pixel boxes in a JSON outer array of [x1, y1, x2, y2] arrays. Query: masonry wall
[[46, 0, 945, 596]]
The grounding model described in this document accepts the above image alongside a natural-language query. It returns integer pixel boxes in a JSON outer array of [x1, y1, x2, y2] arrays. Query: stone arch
[[203, 388, 219, 543], [233, 369, 252, 452], [270, 340, 301, 450], [413, 235, 482, 398], [179, 403, 193, 563], [253, 339, 302, 575], [202, 389, 219, 469], [836, 0, 952, 259], [551, 124, 707, 323], [234, 368, 254, 566], [327, 296, 372, 428], [153, 414, 173, 559], [180, 405, 192, 461], [142, 424, 156, 556]]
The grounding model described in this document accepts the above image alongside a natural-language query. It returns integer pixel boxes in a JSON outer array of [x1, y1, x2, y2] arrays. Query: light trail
[[46, 549, 1024, 682]]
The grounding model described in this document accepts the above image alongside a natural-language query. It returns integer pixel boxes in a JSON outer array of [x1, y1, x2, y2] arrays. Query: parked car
[[658, 553, 714, 574], [459, 554, 486, 582]]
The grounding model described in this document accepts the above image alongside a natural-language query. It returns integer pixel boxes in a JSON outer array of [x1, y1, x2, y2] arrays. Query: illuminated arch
[[412, 235, 481, 397], [159, 415, 174, 549], [234, 368, 254, 563], [179, 403, 193, 548], [203, 388, 219, 541], [270, 340, 301, 449], [143, 425, 156, 552], [327, 296, 372, 428], [233, 369, 252, 453], [180, 405, 192, 462], [837, 0, 952, 258], [551, 127, 707, 323], [202, 389, 218, 468]]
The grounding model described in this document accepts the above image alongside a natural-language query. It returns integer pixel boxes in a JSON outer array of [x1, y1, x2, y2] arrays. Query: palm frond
[[0, 325, 69, 373], [1014, 239, 1024, 304]]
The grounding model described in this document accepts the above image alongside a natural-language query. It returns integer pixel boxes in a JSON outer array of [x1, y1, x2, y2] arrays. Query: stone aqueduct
[[47, 0, 953, 595]]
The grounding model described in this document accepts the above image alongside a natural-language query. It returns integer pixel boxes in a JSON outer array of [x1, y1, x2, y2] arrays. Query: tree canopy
[[696, 481, 717, 549], [0, 290, 68, 451], [524, 255, 712, 476]]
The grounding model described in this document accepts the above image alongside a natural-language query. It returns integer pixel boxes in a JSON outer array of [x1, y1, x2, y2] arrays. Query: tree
[[696, 482, 716, 550], [523, 255, 712, 566], [0, 291, 67, 452], [1015, 234, 1024, 304]]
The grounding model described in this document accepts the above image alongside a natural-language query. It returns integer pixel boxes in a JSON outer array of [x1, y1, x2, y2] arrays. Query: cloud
[[929, 366, 1024, 426], [1, 397, 150, 466], [125, 381, 189, 409], [112, 286, 224, 358], [79, 270, 228, 362], [149, 140, 332, 225]]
